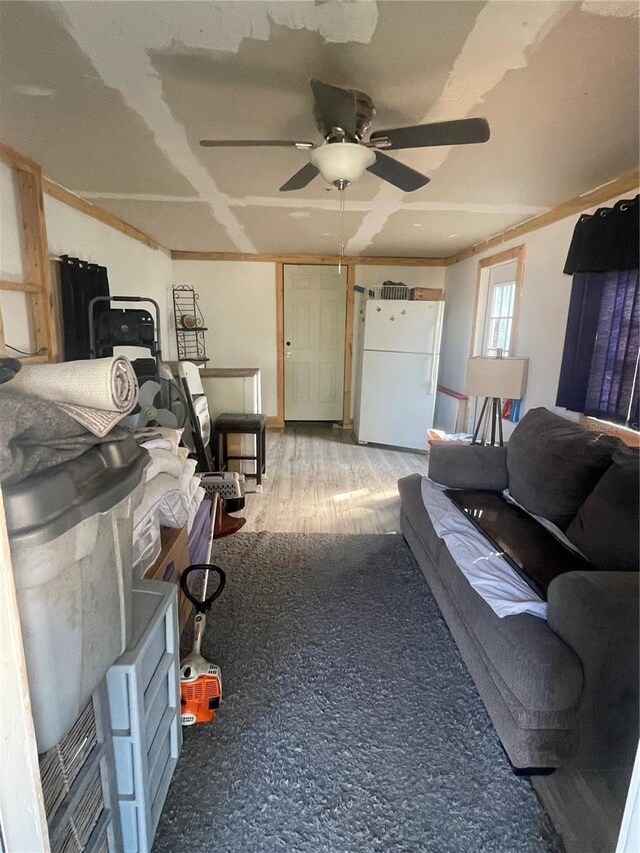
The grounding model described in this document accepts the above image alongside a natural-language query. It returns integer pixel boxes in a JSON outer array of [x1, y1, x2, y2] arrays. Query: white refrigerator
[[354, 299, 444, 450]]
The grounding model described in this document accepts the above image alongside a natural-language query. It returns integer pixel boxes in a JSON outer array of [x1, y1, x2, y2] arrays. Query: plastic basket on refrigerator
[[370, 283, 410, 300]]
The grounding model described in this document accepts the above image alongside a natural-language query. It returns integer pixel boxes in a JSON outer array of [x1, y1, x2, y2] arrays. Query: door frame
[[275, 261, 355, 427]]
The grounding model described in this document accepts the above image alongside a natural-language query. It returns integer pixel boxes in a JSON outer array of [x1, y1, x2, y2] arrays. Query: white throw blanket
[[134, 427, 184, 456], [10, 357, 138, 437], [144, 448, 196, 484], [420, 476, 547, 619]]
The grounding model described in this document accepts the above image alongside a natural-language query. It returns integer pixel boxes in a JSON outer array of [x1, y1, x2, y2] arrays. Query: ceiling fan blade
[[367, 152, 430, 192], [370, 117, 490, 150], [310, 78, 357, 138], [200, 139, 314, 149], [280, 162, 320, 192]]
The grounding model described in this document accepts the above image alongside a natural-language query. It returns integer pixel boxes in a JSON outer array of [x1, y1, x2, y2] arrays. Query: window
[[482, 279, 516, 356], [471, 245, 525, 359]]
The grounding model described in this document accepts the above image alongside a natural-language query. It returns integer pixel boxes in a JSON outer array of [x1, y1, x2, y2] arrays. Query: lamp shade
[[466, 356, 528, 399], [310, 143, 376, 185]]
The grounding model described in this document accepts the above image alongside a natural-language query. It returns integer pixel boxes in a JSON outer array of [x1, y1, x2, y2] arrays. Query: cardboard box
[[144, 524, 194, 634], [409, 287, 443, 301]]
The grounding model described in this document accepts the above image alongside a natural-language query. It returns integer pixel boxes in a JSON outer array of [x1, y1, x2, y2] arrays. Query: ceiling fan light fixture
[[310, 142, 375, 188]]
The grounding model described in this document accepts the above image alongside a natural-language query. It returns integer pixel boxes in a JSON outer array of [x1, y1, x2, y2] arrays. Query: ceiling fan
[[200, 78, 490, 193]]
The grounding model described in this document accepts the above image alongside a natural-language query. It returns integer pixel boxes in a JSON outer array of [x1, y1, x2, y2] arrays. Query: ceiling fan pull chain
[[338, 188, 345, 273]]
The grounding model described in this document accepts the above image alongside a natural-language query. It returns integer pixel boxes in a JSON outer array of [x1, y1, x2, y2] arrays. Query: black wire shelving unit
[[172, 284, 209, 362]]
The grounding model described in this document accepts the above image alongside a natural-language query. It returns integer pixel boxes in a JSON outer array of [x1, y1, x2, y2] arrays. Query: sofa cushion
[[565, 448, 640, 572], [397, 474, 442, 565], [398, 474, 584, 725], [428, 443, 508, 491], [506, 407, 619, 529], [433, 538, 583, 722]]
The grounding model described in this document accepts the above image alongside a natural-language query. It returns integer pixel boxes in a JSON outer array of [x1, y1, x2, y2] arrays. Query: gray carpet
[[154, 533, 562, 853]]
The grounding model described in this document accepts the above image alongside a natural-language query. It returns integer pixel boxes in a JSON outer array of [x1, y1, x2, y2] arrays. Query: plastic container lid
[[4, 438, 149, 547]]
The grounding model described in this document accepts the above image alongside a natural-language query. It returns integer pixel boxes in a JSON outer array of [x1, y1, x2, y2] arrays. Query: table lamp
[[466, 353, 528, 445]]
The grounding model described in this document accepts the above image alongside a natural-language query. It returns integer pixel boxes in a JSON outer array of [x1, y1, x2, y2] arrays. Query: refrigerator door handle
[[430, 303, 442, 354], [426, 353, 438, 395]]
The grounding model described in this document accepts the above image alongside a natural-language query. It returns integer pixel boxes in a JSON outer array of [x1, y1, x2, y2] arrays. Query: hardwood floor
[[533, 768, 632, 853], [241, 422, 429, 533], [238, 423, 631, 852]]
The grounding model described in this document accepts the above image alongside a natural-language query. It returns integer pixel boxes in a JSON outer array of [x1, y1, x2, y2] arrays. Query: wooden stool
[[213, 413, 267, 490]]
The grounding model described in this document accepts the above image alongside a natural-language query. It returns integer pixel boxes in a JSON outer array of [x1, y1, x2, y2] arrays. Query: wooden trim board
[[447, 168, 640, 265], [4, 142, 636, 270], [42, 177, 161, 250], [171, 250, 448, 266], [274, 263, 285, 428], [0, 141, 58, 362], [468, 244, 526, 359], [5, 143, 635, 272], [0, 141, 39, 176], [170, 169, 638, 268], [0, 495, 50, 851], [579, 415, 640, 447], [437, 384, 468, 401], [0, 279, 41, 294], [19, 169, 58, 361], [342, 265, 356, 427]]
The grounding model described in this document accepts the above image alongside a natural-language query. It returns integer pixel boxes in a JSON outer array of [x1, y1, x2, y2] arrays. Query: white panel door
[[357, 350, 438, 449], [364, 300, 444, 354], [284, 265, 347, 420]]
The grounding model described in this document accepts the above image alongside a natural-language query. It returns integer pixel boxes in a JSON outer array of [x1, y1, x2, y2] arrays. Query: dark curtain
[[556, 272, 606, 411], [58, 256, 110, 360], [556, 196, 639, 430], [585, 268, 639, 428], [564, 195, 639, 273]]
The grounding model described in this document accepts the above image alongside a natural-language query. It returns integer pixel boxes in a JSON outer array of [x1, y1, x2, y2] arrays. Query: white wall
[[172, 260, 278, 417], [435, 189, 640, 435], [2, 173, 449, 424], [170, 261, 445, 422], [0, 161, 36, 355], [45, 196, 175, 357], [0, 162, 23, 278], [0, 169, 175, 359]]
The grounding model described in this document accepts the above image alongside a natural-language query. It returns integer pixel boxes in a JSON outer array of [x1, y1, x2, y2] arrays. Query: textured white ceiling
[[0, 0, 638, 257]]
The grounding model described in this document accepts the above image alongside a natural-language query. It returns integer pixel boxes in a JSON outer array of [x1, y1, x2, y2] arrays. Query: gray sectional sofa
[[398, 407, 639, 771]]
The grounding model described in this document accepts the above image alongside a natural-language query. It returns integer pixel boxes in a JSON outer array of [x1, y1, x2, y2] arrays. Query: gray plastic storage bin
[[4, 438, 148, 753], [106, 579, 182, 853]]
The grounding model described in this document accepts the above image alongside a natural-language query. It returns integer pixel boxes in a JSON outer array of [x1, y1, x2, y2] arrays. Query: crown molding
[[42, 178, 162, 251], [445, 168, 640, 265], [170, 250, 448, 266]]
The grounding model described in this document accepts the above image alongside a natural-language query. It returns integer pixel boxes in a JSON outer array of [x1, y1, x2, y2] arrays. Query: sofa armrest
[[427, 443, 508, 490], [548, 571, 639, 767]]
